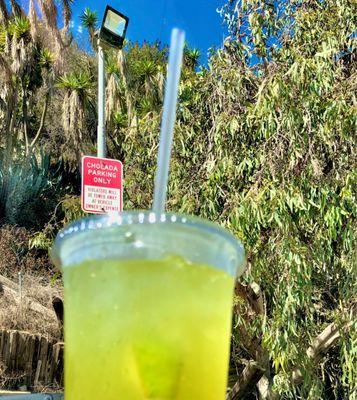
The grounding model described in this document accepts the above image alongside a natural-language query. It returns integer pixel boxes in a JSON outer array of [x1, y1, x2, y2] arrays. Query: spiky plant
[[184, 46, 201, 70], [80, 7, 98, 49], [57, 71, 94, 157], [7, 16, 30, 39]]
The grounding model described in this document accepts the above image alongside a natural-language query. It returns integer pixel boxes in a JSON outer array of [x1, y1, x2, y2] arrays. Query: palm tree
[[80, 8, 98, 49], [57, 71, 94, 163], [0, 0, 75, 162], [184, 46, 201, 70], [0, 14, 33, 164]]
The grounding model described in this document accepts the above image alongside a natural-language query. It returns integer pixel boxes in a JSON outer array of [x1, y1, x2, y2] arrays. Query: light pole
[[97, 5, 129, 158], [97, 44, 106, 158]]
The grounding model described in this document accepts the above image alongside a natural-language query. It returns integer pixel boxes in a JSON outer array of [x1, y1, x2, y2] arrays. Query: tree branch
[[227, 361, 266, 400], [30, 90, 50, 149], [292, 321, 352, 384], [21, 82, 29, 155]]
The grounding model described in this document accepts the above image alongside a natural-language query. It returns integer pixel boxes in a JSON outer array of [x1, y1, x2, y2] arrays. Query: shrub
[[0, 225, 51, 279], [0, 153, 61, 230]]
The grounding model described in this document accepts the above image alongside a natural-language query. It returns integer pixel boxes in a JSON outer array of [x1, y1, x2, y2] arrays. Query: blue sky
[[71, 0, 228, 62]]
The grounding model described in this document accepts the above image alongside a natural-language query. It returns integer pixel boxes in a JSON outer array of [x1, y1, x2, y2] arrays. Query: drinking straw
[[153, 28, 185, 214]]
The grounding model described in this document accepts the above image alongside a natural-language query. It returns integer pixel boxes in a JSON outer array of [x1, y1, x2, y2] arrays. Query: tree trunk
[[292, 322, 352, 384], [10, 0, 23, 16], [227, 361, 266, 400], [29, 90, 50, 150], [21, 82, 29, 155], [3, 88, 18, 170], [0, 0, 9, 22]]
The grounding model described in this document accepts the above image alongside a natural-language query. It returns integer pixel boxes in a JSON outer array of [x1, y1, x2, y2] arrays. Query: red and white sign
[[81, 156, 123, 214]]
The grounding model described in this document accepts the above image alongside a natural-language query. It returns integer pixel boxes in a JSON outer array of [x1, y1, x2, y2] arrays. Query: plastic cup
[[52, 211, 245, 400]]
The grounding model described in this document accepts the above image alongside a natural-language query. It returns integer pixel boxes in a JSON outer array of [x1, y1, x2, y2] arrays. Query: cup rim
[[52, 211, 245, 270]]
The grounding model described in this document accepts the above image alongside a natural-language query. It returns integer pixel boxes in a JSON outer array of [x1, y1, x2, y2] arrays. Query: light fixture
[[99, 5, 129, 49]]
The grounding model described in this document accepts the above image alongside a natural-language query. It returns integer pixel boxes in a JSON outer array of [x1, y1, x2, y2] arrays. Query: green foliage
[[80, 7, 98, 30], [113, 111, 127, 129], [7, 16, 31, 39], [183, 46, 200, 70], [60, 195, 85, 225], [57, 71, 94, 92], [0, 24, 6, 52], [38, 48, 55, 70], [106, 1, 356, 398], [29, 230, 53, 251]]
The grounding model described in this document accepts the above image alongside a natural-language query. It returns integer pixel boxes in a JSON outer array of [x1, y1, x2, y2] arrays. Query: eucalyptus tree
[[114, 1, 356, 398]]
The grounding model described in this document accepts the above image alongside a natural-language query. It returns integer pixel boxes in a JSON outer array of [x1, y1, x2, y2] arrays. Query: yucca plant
[[137, 97, 154, 117], [57, 71, 94, 91], [113, 111, 127, 129], [39, 48, 54, 70], [57, 71, 94, 160], [7, 16, 30, 39], [184, 46, 201, 70], [80, 7, 98, 49]]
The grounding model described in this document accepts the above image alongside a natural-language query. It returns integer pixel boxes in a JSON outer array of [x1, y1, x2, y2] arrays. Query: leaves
[[80, 7, 98, 30]]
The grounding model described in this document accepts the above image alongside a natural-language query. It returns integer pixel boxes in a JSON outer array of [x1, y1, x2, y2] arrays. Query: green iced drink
[[52, 212, 245, 399]]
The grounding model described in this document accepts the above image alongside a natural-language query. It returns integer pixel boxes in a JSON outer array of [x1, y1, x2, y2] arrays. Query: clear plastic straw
[[153, 28, 185, 214]]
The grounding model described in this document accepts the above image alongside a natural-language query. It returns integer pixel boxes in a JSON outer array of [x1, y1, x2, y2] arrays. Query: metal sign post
[[97, 43, 106, 158]]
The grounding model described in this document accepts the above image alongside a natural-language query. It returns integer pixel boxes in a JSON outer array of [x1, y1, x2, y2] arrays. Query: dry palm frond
[[117, 49, 126, 76], [37, 0, 64, 66], [10, 0, 23, 17], [0, 0, 9, 23], [18, 37, 27, 71], [156, 69, 164, 102], [62, 90, 85, 148], [10, 33, 20, 73], [0, 53, 12, 84], [118, 54, 135, 124], [28, 0, 38, 40], [106, 73, 119, 120], [62, 0, 72, 32]]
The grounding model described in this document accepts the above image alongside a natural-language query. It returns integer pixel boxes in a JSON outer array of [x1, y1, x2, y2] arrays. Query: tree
[[62, 0, 74, 33], [80, 7, 98, 49], [0, 0, 73, 162], [110, 1, 356, 398], [183, 45, 200, 71], [57, 71, 95, 164]]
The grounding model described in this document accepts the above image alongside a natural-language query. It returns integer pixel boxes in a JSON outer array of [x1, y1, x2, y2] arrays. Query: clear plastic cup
[[52, 211, 245, 400]]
